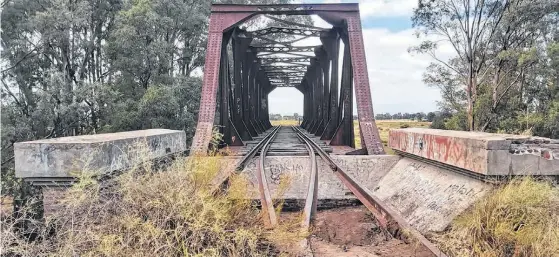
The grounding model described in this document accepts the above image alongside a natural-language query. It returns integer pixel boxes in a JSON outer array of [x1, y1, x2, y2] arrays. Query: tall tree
[[412, 0, 558, 132]]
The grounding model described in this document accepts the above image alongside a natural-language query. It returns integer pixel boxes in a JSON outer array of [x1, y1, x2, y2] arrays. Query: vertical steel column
[[346, 14, 384, 154], [314, 46, 329, 136], [218, 38, 228, 143], [320, 29, 340, 140], [242, 47, 258, 136], [190, 10, 253, 154], [259, 72, 272, 129], [232, 33, 253, 141], [306, 59, 318, 130], [330, 38, 354, 148], [300, 78, 309, 128], [310, 57, 323, 134], [249, 52, 264, 133]]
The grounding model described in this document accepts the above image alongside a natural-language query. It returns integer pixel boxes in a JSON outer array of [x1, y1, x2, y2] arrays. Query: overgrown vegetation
[[1, 153, 306, 256], [435, 178, 559, 257]]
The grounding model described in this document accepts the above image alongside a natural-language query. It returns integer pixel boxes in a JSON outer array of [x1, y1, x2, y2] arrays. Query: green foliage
[[443, 111, 468, 131]]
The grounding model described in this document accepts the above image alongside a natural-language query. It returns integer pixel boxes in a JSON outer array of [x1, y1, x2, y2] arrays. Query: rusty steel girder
[[250, 27, 326, 37]]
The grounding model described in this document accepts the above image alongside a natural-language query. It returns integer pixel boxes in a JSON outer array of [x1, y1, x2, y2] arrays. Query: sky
[[267, 0, 452, 116]]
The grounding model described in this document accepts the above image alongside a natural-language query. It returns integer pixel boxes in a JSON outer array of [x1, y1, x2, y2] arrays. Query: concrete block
[[510, 153, 540, 175], [389, 128, 559, 176], [372, 158, 493, 233], [487, 150, 512, 175], [539, 158, 559, 176], [15, 129, 186, 183]]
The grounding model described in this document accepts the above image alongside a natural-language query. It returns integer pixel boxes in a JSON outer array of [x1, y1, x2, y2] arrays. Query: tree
[[412, 0, 514, 130], [426, 112, 436, 122], [413, 0, 559, 133]]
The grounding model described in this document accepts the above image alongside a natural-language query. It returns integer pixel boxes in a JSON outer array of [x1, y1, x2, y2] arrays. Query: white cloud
[[321, 0, 416, 18], [266, 5, 456, 115], [359, 0, 417, 17], [362, 28, 452, 114]]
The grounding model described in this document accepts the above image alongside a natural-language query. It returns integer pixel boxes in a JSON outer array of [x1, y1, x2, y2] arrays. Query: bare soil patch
[[310, 206, 433, 257]]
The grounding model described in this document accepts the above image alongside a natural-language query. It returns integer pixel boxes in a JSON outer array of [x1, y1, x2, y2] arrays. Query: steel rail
[[233, 126, 281, 172], [292, 126, 447, 257], [292, 127, 318, 230], [257, 127, 281, 227]]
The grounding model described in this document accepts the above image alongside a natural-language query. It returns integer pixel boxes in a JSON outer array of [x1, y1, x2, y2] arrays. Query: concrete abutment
[[13, 128, 559, 234]]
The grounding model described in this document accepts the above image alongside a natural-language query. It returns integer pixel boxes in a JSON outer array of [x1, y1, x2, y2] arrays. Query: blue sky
[[267, 0, 452, 115]]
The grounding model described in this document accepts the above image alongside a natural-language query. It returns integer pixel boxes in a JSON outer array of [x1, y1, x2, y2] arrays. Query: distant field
[[271, 119, 431, 154], [271, 120, 301, 126], [356, 120, 430, 154]]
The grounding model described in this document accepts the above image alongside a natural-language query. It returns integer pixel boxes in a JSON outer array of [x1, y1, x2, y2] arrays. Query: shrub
[[435, 177, 559, 257]]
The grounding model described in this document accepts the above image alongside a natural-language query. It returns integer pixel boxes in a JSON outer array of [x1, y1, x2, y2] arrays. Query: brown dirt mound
[[310, 206, 433, 257], [313, 206, 385, 246]]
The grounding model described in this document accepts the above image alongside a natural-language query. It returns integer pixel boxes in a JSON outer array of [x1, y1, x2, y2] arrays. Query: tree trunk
[[467, 71, 476, 131]]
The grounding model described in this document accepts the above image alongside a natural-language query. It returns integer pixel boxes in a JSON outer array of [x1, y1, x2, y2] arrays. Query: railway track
[[233, 125, 446, 256]]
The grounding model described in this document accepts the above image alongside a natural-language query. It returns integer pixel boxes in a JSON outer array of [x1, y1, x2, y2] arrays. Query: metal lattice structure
[[190, 3, 385, 155]]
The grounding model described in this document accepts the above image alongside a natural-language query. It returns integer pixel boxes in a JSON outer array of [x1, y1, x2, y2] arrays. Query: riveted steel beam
[[262, 65, 308, 70], [249, 27, 326, 37], [253, 45, 320, 53], [260, 57, 312, 63]]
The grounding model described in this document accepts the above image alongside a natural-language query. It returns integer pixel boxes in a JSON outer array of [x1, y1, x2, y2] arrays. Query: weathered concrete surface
[[372, 157, 493, 233], [237, 155, 401, 199], [389, 128, 559, 176], [15, 129, 186, 182]]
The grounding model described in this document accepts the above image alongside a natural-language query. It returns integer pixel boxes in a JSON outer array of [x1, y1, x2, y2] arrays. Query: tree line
[[411, 0, 559, 137], [374, 112, 437, 121]]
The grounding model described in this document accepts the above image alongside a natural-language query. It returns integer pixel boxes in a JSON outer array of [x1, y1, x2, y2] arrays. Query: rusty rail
[[292, 126, 447, 257], [257, 127, 281, 227], [234, 126, 281, 172], [293, 127, 318, 230]]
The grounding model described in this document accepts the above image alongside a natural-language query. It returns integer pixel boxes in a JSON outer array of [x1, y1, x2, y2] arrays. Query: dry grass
[[1, 153, 305, 256], [270, 120, 300, 126], [435, 177, 559, 257]]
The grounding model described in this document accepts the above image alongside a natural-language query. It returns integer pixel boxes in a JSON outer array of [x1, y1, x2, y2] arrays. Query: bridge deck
[[228, 126, 332, 156]]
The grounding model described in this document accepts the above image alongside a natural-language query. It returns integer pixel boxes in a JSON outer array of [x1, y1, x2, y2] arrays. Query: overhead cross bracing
[[190, 3, 385, 156]]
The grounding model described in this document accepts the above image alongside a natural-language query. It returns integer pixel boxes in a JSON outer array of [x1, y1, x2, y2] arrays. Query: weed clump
[[435, 177, 559, 257], [1, 155, 301, 256]]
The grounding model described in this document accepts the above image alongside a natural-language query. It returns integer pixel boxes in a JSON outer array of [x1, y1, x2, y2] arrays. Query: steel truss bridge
[[191, 3, 384, 156]]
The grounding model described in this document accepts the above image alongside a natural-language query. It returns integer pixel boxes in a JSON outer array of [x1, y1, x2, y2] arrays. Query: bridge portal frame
[[190, 3, 385, 155]]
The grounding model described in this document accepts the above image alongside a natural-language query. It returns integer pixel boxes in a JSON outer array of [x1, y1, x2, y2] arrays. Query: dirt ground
[[309, 206, 433, 257]]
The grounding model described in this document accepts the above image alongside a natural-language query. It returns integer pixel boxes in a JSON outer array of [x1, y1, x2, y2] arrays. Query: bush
[[435, 177, 559, 257], [1, 155, 304, 256]]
